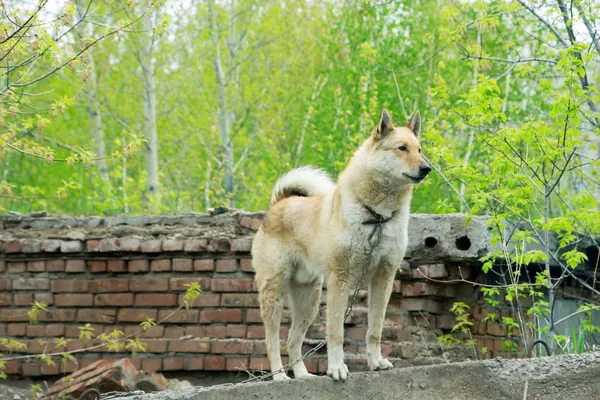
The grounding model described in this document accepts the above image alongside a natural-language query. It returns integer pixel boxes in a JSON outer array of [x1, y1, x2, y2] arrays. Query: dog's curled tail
[[270, 166, 334, 207]]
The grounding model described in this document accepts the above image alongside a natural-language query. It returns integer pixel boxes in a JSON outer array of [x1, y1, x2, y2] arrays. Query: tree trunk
[[208, 0, 234, 207], [140, 2, 160, 204], [84, 54, 109, 184], [76, 0, 109, 186]]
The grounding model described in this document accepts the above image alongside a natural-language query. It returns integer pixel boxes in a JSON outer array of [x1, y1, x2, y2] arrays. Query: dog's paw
[[272, 372, 291, 381], [295, 371, 317, 379], [327, 361, 349, 381], [368, 356, 394, 371]]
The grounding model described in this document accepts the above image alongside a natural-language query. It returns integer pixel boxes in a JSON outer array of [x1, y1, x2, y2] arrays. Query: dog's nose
[[419, 165, 432, 176]]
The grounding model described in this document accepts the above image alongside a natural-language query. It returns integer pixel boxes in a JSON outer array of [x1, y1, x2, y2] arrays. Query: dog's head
[[367, 108, 431, 184]]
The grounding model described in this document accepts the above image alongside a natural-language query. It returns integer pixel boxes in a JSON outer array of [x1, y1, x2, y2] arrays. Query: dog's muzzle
[[403, 164, 431, 182]]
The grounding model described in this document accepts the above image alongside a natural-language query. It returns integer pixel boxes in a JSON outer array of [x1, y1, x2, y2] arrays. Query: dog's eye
[[398, 145, 407, 151], [418, 148, 422, 153]]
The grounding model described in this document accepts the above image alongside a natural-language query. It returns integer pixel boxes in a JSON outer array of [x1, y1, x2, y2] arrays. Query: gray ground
[[139, 352, 600, 400]]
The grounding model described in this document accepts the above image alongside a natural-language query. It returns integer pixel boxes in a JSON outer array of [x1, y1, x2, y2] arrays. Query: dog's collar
[[362, 205, 396, 225]]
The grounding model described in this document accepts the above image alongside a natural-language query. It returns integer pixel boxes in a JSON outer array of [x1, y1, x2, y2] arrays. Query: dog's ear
[[407, 110, 421, 137], [374, 108, 394, 141]]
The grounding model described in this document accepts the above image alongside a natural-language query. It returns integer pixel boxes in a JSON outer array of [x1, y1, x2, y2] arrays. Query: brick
[[21, 239, 42, 253], [34, 292, 54, 306], [221, 293, 258, 308], [194, 259, 215, 271], [141, 359, 162, 372], [46, 259, 66, 272], [199, 309, 242, 323], [46, 324, 65, 337], [204, 356, 225, 370], [400, 298, 443, 314], [165, 327, 185, 339], [184, 239, 208, 252], [42, 240, 61, 252], [231, 238, 252, 252], [185, 326, 206, 338], [216, 259, 238, 272], [0, 279, 12, 291], [163, 357, 183, 371], [77, 309, 117, 323], [249, 357, 269, 370], [65, 260, 85, 273], [129, 259, 150, 273], [26, 325, 44, 337], [124, 325, 164, 338], [141, 240, 162, 253], [226, 325, 247, 338], [14, 293, 33, 306], [55, 294, 94, 307], [151, 259, 171, 272], [107, 260, 127, 272], [226, 357, 249, 371], [178, 293, 220, 308], [347, 327, 367, 341], [413, 264, 448, 279], [22, 363, 41, 376], [41, 363, 61, 375], [173, 258, 193, 272], [208, 239, 230, 252], [239, 259, 254, 272], [487, 322, 505, 336], [130, 278, 169, 292], [206, 326, 227, 338], [86, 240, 101, 251], [60, 240, 83, 253], [118, 309, 158, 322], [3, 240, 21, 253], [98, 238, 120, 252], [26, 260, 45, 272], [158, 310, 199, 324], [402, 282, 440, 297], [135, 294, 177, 307], [211, 279, 255, 292], [38, 309, 76, 322], [94, 293, 134, 307], [0, 261, 4, 272], [163, 240, 184, 251], [8, 262, 26, 273], [3, 360, 21, 375], [240, 216, 253, 229], [92, 279, 128, 293], [88, 260, 107, 273], [246, 325, 265, 339], [183, 357, 204, 371], [119, 238, 141, 251], [0, 293, 7, 307], [170, 278, 210, 291], [51, 280, 88, 293], [14, 278, 49, 290], [8, 323, 26, 336], [168, 340, 211, 353], [245, 309, 262, 323]]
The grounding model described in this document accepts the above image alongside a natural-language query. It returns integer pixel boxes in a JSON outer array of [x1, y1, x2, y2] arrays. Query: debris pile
[[43, 359, 192, 399]]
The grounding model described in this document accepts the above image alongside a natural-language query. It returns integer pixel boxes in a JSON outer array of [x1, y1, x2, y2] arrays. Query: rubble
[[43, 359, 192, 400]]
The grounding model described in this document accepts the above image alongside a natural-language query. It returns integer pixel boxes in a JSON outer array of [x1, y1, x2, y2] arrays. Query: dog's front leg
[[326, 272, 349, 381], [366, 261, 396, 371]]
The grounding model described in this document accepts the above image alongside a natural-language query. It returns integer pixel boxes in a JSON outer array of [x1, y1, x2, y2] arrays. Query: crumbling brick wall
[[0, 212, 515, 377]]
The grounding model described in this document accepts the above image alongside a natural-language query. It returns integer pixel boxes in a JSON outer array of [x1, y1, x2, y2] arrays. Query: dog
[[251, 108, 431, 381]]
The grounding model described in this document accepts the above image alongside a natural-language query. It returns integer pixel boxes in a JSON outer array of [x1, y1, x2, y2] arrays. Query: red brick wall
[[0, 213, 512, 377]]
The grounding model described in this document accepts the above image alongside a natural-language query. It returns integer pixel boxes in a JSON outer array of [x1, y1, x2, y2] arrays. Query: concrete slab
[[139, 352, 600, 400]]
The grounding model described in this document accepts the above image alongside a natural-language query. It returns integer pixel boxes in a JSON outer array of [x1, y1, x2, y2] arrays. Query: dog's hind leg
[[287, 279, 322, 379], [366, 261, 396, 371], [258, 271, 289, 381]]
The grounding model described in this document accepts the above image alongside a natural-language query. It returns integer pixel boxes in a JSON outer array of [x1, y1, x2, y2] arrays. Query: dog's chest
[[340, 217, 407, 269]]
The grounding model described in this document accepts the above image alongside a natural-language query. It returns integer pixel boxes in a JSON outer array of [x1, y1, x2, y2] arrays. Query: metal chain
[[98, 220, 386, 398]]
